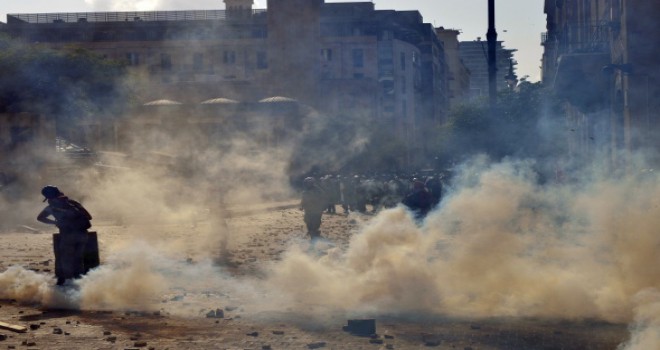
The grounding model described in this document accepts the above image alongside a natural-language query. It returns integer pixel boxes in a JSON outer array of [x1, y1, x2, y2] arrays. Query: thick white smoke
[[2, 154, 659, 348]]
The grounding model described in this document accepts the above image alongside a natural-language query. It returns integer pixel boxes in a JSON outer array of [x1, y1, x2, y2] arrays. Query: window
[[353, 73, 364, 79], [223, 51, 236, 64], [126, 52, 140, 66], [257, 51, 268, 69], [352, 48, 364, 68], [193, 53, 203, 72], [321, 48, 333, 62], [161, 53, 172, 71], [400, 52, 406, 71], [401, 78, 406, 94]]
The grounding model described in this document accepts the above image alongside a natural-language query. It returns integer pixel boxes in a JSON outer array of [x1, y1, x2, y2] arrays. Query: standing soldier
[[401, 180, 433, 221], [37, 186, 92, 286], [300, 177, 327, 242], [425, 175, 443, 209]]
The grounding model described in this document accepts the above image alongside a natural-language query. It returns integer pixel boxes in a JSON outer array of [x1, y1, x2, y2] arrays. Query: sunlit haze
[[0, 0, 545, 81]]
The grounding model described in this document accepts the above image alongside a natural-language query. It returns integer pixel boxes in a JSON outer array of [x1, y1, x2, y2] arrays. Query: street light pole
[[487, 0, 498, 114]]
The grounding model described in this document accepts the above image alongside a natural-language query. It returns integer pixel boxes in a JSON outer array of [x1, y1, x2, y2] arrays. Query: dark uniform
[[402, 181, 434, 220], [300, 177, 327, 241], [37, 186, 92, 285]]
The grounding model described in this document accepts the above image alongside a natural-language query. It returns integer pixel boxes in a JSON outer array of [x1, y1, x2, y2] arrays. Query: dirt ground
[[0, 204, 630, 350]]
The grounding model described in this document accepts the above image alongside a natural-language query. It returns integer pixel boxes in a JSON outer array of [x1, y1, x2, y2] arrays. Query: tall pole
[[487, 0, 498, 114]]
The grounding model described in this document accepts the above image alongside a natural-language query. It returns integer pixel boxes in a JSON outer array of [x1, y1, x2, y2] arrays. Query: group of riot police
[[300, 172, 445, 241]]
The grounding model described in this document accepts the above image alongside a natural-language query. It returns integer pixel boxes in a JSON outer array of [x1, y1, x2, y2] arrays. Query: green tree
[[438, 81, 563, 167], [0, 34, 129, 138]]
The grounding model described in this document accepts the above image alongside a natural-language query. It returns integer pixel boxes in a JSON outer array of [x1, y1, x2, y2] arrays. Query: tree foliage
[[0, 34, 129, 135], [437, 81, 564, 167]]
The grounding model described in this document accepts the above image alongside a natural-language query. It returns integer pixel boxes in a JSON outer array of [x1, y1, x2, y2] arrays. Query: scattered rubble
[[307, 341, 326, 349]]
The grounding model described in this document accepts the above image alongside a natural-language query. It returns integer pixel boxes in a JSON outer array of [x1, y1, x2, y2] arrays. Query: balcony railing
[[559, 21, 611, 53], [7, 9, 266, 24]]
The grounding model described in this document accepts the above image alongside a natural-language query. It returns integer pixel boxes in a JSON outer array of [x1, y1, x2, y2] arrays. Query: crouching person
[[37, 185, 92, 286]]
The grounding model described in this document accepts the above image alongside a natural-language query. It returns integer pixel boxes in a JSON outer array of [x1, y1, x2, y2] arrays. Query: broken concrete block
[[307, 341, 326, 349], [205, 310, 221, 318], [344, 319, 376, 336]]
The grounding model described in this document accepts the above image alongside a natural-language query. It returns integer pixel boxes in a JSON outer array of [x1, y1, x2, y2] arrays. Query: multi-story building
[[459, 39, 517, 98], [436, 28, 471, 108], [1, 0, 449, 169], [542, 0, 660, 169]]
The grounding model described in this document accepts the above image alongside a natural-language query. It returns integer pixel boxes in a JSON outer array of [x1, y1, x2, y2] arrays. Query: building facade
[[542, 0, 660, 169], [2, 0, 449, 169], [459, 39, 517, 98], [436, 28, 471, 108]]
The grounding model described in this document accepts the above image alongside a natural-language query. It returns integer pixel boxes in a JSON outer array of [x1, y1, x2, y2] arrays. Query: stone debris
[[0, 334, 6, 341], [0, 321, 27, 333], [421, 333, 441, 347], [344, 319, 376, 336], [369, 338, 384, 344], [29, 324, 40, 330], [106, 336, 117, 342], [206, 309, 224, 319], [307, 341, 326, 349], [134, 340, 148, 347], [272, 330, 285, 335], [21, 340, 37, 346], [262, 345, 272, 350], [103, 330, 112, 335], [246, 331, 259, 337], [52, 328, 63, 334]]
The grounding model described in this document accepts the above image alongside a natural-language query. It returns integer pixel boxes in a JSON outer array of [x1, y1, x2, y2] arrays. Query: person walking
[[37, 185, 92, 286], [300, 177, 327, 242]]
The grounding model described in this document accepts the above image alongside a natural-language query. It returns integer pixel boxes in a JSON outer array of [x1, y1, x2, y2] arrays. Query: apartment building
[[542, 0, 660, 168], [2, 0, 449, 169], [436, 28, 471, 108], [459, 39, 517, 98]]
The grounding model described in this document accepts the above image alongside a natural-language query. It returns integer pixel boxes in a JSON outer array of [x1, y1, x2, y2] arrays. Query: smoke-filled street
[[2, 0, 660, 349], [4, 157, 660, 349]]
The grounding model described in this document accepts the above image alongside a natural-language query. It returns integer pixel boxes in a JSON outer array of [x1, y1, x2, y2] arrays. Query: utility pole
[[487, 0, 498, 114]]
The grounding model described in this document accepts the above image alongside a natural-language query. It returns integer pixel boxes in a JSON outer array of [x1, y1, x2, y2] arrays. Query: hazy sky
[[1, 0, 546, 81]]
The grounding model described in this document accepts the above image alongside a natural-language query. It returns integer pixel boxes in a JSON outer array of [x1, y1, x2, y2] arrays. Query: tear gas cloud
[[2, 148, 660, 349], [1, 9, 659, 350]]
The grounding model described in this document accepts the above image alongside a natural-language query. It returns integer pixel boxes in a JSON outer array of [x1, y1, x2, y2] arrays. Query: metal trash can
[[52, 231, 100, 279]]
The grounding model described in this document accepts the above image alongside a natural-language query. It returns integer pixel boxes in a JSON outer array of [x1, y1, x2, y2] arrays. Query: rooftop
[[7, 9, 266, 25]]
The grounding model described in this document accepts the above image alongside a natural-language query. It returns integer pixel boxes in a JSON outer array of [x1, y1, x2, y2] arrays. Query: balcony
[[553, 53, 610, 113], [559, 21, 611, 54]]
